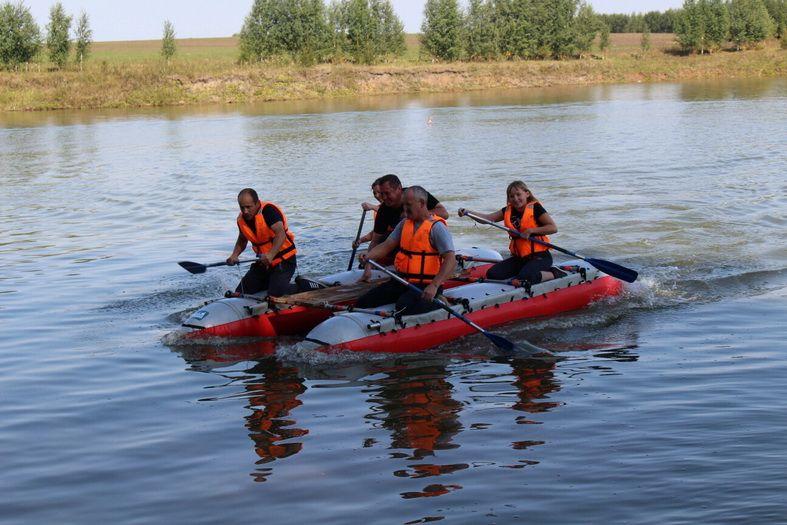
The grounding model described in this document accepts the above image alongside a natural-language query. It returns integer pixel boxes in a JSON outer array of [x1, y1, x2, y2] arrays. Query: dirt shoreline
[[1, 42, 785, 112]]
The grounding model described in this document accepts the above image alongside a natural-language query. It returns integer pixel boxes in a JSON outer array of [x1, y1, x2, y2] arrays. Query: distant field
[[608, 32, 676, 53], [88, 33, 676, 63], [92, 37, 241, 62]]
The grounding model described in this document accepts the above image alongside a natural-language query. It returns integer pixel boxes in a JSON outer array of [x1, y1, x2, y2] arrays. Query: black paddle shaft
[[348, 209, 368, 271], [367, 260, 547, 356]]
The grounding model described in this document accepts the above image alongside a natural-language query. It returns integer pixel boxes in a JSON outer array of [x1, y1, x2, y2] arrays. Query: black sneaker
[[551, 267, 567, 279], [295, 276, 327, 292]]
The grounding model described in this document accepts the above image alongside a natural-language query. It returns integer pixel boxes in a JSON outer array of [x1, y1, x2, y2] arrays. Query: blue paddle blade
[[585, 257, 638, 283]]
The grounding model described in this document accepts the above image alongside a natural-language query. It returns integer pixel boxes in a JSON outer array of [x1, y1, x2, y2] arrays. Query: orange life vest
[[236, 201, 296, 266], [503, 201, 550, 258], [394, 215, 447, 285]]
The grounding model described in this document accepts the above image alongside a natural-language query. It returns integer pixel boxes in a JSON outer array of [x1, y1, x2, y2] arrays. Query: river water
[[1, 78, 785, 524]]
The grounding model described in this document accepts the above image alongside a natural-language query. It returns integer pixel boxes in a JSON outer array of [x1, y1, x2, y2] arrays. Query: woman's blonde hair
[[506, 180, 536, 204]]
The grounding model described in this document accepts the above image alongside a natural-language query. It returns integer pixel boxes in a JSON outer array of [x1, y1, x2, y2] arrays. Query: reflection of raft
[[301, 260, 623, 353], [180, 247, 501, 339]]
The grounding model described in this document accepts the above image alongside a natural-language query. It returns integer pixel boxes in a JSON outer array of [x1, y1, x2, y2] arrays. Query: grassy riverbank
[[1, 34, 785, 111]]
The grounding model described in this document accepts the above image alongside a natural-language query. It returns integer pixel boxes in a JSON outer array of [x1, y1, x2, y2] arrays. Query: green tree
[[676, 0, 707, 53], [464, 0, 498, 59], [529, 0, 577, 59], [348, 0, 378, 63], [73, 10, 92, 68], [289, 0, 331, 65], [762, 0, 787, 38], [729, 0, 774, 48], [161, 20, 176, 62], [372, 0, 405, 57], [0, 1, 42, 68], [240, 0, 330, 64], [46, 2, 71, 68], [494, 0, 536, 59], [644, 11, 668, 32], [240, 0, 280, 61], [624, 12, 647, 32], [600, 13, 629, 32], [571, 1, 598, 58], [601, 11, 678, 33], [328, 0, 404, 63], [327, 0, 348, 58], [492, 0, 596, 60], [598, 21, 610, 52], [703, 0, 730, 52], [640, 25, 651, 54], [421, 0, 463, 60]]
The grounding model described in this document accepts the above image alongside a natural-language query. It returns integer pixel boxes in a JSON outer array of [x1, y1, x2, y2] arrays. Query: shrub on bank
[[46, 2, 71, 69], [0, 1, 42, 68], [730, 0, 775, 48]]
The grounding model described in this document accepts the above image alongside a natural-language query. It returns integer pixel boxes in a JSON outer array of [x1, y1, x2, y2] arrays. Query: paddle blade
[[585, 257, 638, 283], [482, 331, 516, 354], [483, 331, 549, 357], [178, 261, 207, 274]]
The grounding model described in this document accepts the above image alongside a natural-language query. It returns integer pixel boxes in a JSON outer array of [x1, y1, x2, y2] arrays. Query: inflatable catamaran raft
[[300, 259, 622, 353], [181, 247, 625, 353], [181, 247, 500, 339]]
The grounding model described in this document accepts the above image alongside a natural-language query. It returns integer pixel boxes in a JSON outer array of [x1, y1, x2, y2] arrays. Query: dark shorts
[[486, 251, 553, 284], [235, 257, 297, 296], [355, 278, 442, 316]]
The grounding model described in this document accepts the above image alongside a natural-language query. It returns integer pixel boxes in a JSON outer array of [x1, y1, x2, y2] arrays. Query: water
[[1, 78, 786, 524]]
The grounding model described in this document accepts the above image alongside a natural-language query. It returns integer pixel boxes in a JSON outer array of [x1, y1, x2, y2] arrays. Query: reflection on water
[[175, 342, 572, 494], [366, 359, 466, 499], [5, 77, 784, 131], [244, 359, 308, 483], [509, 358, 561, 417], [367, 359, 463, 459]]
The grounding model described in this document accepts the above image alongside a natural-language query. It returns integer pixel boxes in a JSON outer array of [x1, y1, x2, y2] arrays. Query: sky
[[22, 1, 686, 42]]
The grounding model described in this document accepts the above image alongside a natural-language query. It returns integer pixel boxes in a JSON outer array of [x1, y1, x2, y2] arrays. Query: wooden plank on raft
[[278, 280, 382, 305], [273, 268, 479, 308]]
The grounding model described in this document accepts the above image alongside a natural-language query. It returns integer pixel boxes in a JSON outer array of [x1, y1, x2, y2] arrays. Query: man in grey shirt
[[357, 186, 456, 315]]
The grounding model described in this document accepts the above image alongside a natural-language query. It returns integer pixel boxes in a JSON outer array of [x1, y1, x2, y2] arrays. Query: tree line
[[2, 0, 785, 70], [600, 0, 784, 44], [239, 0, 785, 62], [0, 1, 178, 69], [675, 0, 785, 53], [238, 0, 406, 65], [599, 11, 681, 33], [0, 1, 91, 69], [239, 0, 603, 63]]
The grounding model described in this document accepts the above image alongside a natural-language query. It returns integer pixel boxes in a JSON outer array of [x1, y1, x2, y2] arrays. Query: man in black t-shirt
[[360, 174, 448, 281]]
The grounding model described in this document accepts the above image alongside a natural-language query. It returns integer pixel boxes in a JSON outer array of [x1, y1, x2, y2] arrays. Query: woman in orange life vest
[[458, 180, 561, 287], [352, 178, 384, 250], [357, 185, 457, 315], [226, 188, 298, 297]]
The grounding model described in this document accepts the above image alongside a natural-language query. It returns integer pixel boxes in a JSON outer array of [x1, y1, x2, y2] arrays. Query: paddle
[[367, 260, 548, 357], [178, 258, 258, 274], [462, 211, 638, 283], [348, 209, 368, 271]]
